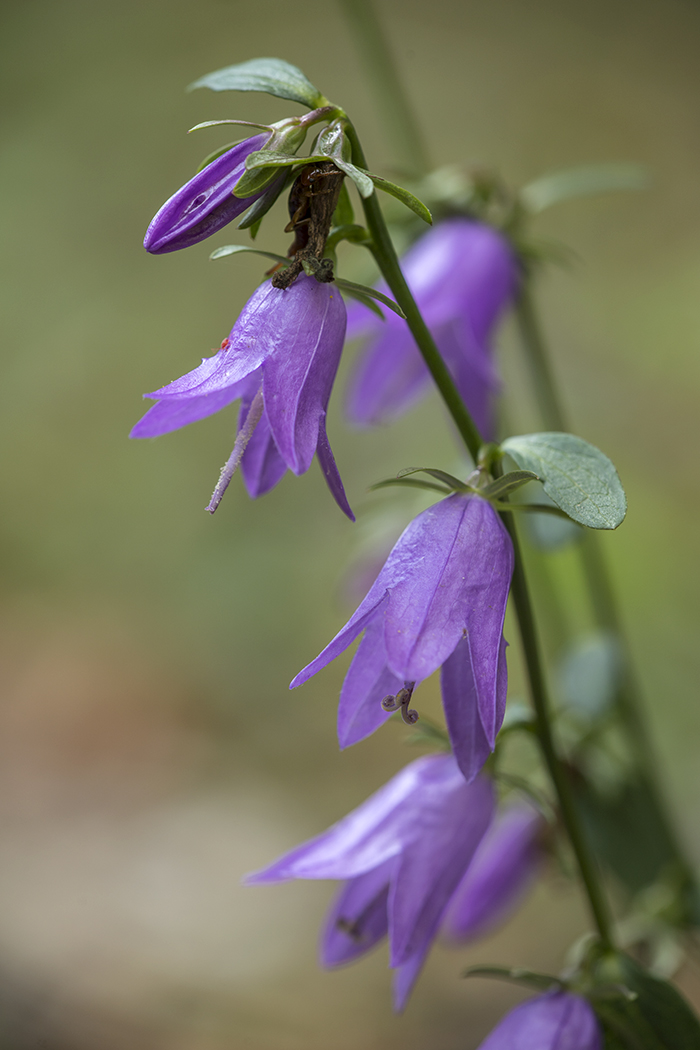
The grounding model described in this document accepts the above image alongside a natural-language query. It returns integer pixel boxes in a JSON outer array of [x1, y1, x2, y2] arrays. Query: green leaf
[[591, 953, 700, 1049], [209, 244, 289, 267], [463, 966, 560, 992], [480, 470, 540, 500], [315, 123, 375, 197], [339, 285, 385, 320], [237, 168, 294, 230], [501, 432, 627, 530], [521, 163, 650, 214], [334, 278, 405, 318], [325, 224, 370, 253], [367, 173, 433, 224], [370, 477, 452, 495], [396, 467, 469, 491], [333, 181, 355, 226], [188, 57, 328, 109]]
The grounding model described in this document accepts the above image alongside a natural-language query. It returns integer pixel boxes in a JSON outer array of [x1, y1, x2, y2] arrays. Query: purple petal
[[316, 415, 355, 521], [239, 399, 288, 499], [442, 804, 543, 941], [129, 383, 244, 438], [143, 135, 270, 254], [320, 859, 394, 967], [290, 593, 388, 690], [477, 991, 602, 1050], [388, 772, 495, 967], [380, 495, 513, 684], [345, 321, 429, 427], [262, 278, 346, 474], [440, 635, 495, 783], [337, 618, 402, 748], [245, 754, 465, 884]]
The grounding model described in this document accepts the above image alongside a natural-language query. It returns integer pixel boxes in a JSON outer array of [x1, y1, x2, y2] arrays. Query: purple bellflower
[[442, 802, 544, 942], [345, 219, 518, 439], [130, 275, 354, 518], [143, 134, 283, 254], [477, 990, 602, 1050], [291, 492, 514, 782], [246, 754, 496, 1011]]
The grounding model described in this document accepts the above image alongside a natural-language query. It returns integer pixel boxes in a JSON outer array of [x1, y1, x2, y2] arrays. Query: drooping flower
[[291, 491, 514, 782], [143, 134, 284, 254], [246, 754, 496, 1011], [130, 274, 353, 518], [442, 802, 545, 942], [477, 990, 602, 1050], [345, 219, 518, 438]]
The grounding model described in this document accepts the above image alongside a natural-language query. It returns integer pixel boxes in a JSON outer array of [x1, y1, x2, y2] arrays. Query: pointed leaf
[[396, 467, 469, 491], [334, 278, 405, 318], [237, 169, 294, 230], [325, 224, 369, 252], [366, 172, 433, 224], [209, 244, 290, 267], [501, 432, 626, 530], [521, 163, 649, 214], [369, 477, 452, 495], [463, 966, 560, 992], [338, 284, 385, 320], [480, 470, 540, 500], [333, 159, 375, 198], [189, 58, 328, 109]]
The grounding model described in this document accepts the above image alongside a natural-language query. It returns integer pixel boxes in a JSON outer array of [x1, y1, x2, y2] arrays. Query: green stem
[[515, 277, 698, 911], [505, 513, 615, 948], [337, 0, 430, 177], [347, 120, 615, 943]]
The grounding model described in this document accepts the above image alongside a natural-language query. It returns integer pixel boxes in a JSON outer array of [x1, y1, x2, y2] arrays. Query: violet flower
[[246, 754, 496, 1011], [477, 990, 602, 1050], [130, 275, 354, 518], [346, 219, 518, 439], [442, 802, 544, 942], [291, 492, 514, 782], [143, 134, 282, 254]]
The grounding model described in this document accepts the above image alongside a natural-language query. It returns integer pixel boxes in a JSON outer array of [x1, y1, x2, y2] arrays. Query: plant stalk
[[337, 0, 430, 177], [350, 123, 615, 944]]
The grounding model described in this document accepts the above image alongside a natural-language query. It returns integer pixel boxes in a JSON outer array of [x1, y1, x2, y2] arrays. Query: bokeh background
[[2, 0, 700, 1046]]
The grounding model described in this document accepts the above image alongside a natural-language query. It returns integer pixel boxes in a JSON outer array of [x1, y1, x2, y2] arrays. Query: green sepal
[[463, 965, 561, 992], [501, 432, 627, 530], [333, 181, 355, 226], [340, 286, 385, 320], [188, 119, 271, 134], [188, 57, 329, 110], [396, 466, 470, 491], [209, 244, 290, 267], [589, 952, 700, 1049], [365, 172, 433, 224], [237, 168, 294, 231], [315, 122, 375, 197], [370, 477, 453, 495], [521, 163, 650, 214], [480, 470, 540, 500], [325, 224, 370, 253], [334, 278, 405, 318]]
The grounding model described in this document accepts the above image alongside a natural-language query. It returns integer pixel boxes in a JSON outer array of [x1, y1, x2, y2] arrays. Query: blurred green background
[[2, 0, 700, 1046]]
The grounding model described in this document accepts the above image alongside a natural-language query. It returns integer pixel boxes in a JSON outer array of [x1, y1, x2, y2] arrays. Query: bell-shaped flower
[[477, 990, 602, 1050], [143, 134, 284, 254], [442, 802, 545, 942], [291, 492, 514, 782], [131, 275, 353, 518], [346, 219, 518, 439], [246, 754, 496, 1011]]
